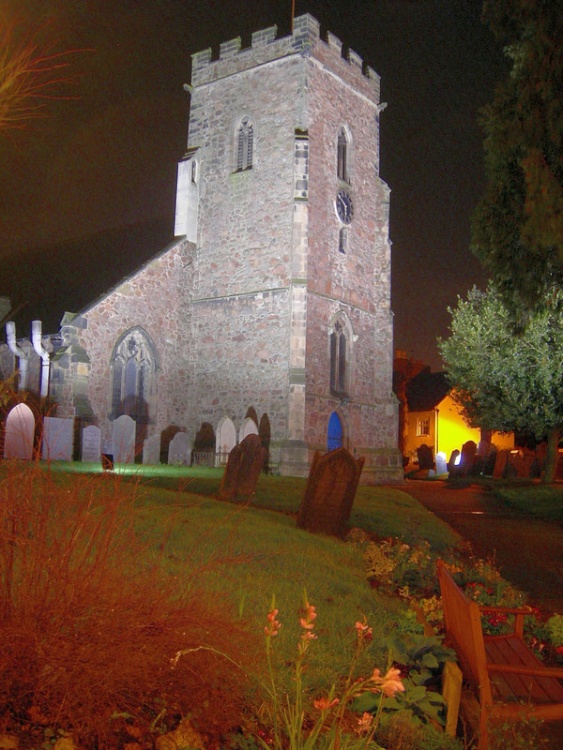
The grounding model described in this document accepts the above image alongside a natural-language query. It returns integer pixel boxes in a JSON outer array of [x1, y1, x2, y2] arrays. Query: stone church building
[[11, 15, 403, 482]]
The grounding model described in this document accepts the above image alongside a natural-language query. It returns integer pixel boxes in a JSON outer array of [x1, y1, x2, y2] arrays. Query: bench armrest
[[487, 662, 563, 679], [479, 604, 533, 638]]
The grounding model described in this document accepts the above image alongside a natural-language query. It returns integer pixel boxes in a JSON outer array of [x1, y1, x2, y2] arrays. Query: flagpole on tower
[[291, 0, 295, 31]]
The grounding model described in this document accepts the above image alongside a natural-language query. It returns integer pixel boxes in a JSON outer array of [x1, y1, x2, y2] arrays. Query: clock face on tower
[[336, 189, 354, 224]]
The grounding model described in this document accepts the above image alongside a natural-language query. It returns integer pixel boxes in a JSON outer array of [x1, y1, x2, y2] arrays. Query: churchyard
[[1, 449, 562, 750]]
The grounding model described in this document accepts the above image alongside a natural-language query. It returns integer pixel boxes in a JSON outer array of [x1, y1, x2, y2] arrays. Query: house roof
[[406, 371, 450, 412]]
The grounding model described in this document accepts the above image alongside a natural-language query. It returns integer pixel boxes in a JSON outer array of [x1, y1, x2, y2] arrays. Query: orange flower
[[313, 696, 340, 711], [355, 616, 373, 641], [356, 712, 373, 735], [370, 667, 405, 697]]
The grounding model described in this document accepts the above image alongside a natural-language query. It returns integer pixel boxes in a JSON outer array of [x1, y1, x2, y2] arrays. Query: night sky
[[0, 0, 507, 370]]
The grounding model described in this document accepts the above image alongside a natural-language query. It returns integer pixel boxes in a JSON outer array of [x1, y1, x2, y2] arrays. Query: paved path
[[401, 480, 563, 614], [401, 480, 563, 749]]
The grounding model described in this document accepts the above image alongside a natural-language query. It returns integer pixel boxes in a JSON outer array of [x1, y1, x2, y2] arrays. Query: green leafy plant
[[259, 593, 405, 749]]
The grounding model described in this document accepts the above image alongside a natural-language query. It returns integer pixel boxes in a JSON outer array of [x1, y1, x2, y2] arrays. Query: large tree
[[471, 0, 563, 320], [439, 284, 563, 483]]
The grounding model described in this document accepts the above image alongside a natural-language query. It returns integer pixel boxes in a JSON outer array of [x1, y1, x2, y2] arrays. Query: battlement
[[191, 13, 379, 94]]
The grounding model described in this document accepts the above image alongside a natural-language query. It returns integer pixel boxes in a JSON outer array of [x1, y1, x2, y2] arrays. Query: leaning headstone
[[168, 431, 190, 465], [493, 449, 509, 479], [218, 433, 265, 501], [296, 447, 365, 538], [42, 416, 74, 461], [112, 414, 136, 464], [482, 446, 497, 476], [143, 434, 161, 465], [417, 443, 434, 471], [81, 425, 102, 463], [4, 403, 35, 460]]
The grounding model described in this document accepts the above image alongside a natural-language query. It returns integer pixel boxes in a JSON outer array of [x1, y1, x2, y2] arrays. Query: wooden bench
[[437, 560, 563, 749]]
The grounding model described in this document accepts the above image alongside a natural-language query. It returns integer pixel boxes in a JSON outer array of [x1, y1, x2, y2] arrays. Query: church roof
[[406, 371, 450, 412]]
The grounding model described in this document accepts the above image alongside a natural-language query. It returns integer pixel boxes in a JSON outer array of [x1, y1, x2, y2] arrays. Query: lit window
[[235, 116, 254, 172], [417, 418, 430, 437]]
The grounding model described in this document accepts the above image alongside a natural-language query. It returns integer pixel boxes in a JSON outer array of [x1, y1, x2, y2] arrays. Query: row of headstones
[[3, 407, 216, 466], [417, 441, 561, 480]]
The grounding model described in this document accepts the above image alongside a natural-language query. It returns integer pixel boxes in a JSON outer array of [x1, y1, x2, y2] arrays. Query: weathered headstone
[[435, 452, 448, 476], [4, 403, 35, 460], [216, 417, 237, 466], [459, 440, 477, 477], [112, 414, 136, 464], [492, 449, 509, 479], [417, 443, 434, 471], [482, 446, 498, 476], [81, 424, 102, 463], [447, 449, 460, 476], [296, 447, 365, 538], [143, 434, 161, 465], [42, 416, 74, 461], [168, 431, 190, 465], [218, 433, 265, 500]]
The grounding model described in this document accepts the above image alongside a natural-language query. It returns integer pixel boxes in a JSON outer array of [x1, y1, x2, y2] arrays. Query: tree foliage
[[471, 0, 563, 319], [439, 284, 563, 482]]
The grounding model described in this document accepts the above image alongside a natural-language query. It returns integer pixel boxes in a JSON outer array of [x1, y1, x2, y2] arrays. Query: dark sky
[[1, 0, 507, 370]]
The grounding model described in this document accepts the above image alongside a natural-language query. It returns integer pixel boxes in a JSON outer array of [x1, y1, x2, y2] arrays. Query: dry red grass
[[0, 464, 260, 747]]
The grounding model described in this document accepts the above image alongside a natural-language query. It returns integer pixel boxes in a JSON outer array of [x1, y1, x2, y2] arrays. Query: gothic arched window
[[337, 127, 351, 183], [110, 327, 157, 422], [329, 316, 352, 396], [235, 116, 254, 172]]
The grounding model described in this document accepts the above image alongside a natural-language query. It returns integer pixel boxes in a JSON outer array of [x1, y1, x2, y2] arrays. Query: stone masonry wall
[[73, 239, 195, 448]]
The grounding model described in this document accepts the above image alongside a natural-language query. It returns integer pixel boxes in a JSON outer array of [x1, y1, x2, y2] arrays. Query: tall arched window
[[337, 127, 351, 183], [110, 327, 157, 422], [235, 116, 254, 172], [329, 315, 353, 396]]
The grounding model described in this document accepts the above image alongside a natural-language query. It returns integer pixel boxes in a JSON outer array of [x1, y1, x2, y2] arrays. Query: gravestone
[[42, 416, 74, 461], [143, 434, 161, 465], [4, 403, 35, 460], [296, 447, 365, 538], [112, 414, 136, 464], [81, 425, 101, 463], [492, 449, 509, 479], [218, 433, 265, 500], [447, 449, 460, 475], [168, 431, 190, 465], [459, 440, 477, 477], [435, 452, 448, 476], [482, 446, 497, 476], [417, 443, 434, 471]]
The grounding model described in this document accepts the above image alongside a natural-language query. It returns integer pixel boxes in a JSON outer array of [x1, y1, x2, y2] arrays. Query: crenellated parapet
[[191, 14, 380, 100]]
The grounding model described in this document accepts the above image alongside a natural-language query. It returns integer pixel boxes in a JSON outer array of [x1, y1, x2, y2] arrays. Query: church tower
[[175, 14, 401, 481]]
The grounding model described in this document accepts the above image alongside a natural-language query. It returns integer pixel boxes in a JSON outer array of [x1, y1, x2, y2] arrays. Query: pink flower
[[355, 616, 373, 641], [299, 601, 317, 630], [313, 696, 340, 711], [264, 608, 281, 637]]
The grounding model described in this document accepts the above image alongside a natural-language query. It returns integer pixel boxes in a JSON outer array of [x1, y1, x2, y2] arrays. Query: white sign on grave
[[42, 416, 74, 461], [81, 424, 102, 463], [112, 414, 136, 464], [4, 403, 35, 460]]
